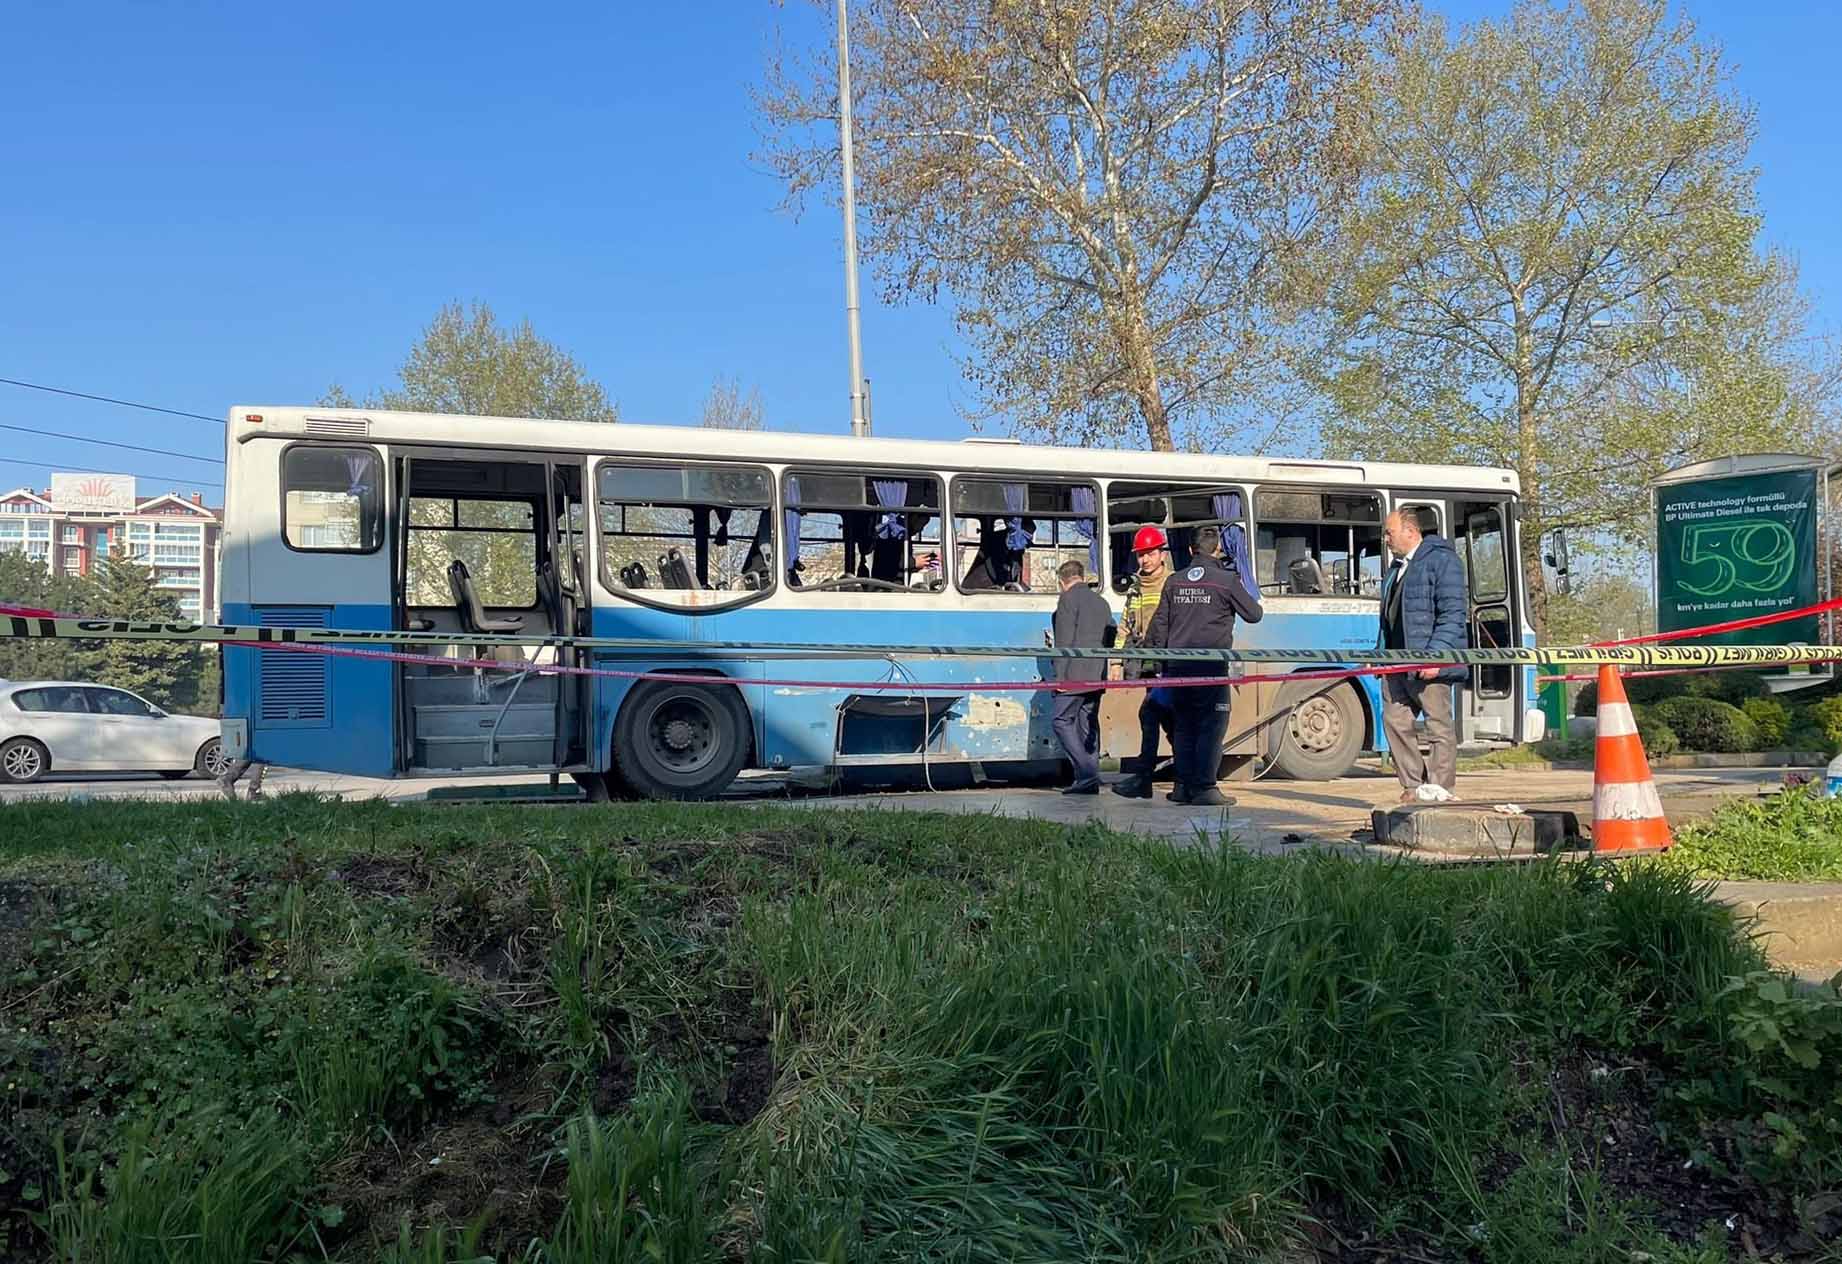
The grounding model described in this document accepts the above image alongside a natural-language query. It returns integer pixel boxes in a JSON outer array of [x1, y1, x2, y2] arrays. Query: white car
[[0, 681, 229, 784]]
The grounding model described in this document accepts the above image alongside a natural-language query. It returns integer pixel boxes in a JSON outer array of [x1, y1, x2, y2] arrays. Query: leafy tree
[[0, 551, 93, 683], [181, 650, 223, 717], [757, 0, 1397, 451], [1543, 569, 1653, 646], [81, 558, 200, 709], [1306, 0, 1838, 628], [325, 300, 619, 422]]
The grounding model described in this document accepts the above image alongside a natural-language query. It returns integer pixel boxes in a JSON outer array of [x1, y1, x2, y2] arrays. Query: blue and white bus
[[218, 407, 1542, 798]]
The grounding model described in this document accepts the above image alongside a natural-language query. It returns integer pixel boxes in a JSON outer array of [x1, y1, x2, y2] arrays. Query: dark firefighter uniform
[[1142, 551, 1264, 804]]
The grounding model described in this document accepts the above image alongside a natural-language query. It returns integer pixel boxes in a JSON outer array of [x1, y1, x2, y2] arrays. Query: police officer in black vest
[[1142, 526, 1264, 805]]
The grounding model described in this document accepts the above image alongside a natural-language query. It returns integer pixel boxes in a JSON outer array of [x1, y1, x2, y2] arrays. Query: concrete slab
[[1370, 805, 1584, 857]]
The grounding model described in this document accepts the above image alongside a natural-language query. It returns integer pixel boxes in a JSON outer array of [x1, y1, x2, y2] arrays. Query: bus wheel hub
[[663, 718, 698, 750], [1291, 698, 1341, 751]]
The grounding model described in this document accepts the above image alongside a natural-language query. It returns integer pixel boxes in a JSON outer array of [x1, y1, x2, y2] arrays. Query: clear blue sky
[[2, 1, 1836, 504]]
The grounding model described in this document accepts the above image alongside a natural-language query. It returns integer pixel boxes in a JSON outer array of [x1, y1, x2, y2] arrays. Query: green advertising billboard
[[1655, 467, 1820, 646]]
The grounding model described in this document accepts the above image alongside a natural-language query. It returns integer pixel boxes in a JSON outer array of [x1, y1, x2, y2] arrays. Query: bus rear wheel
[[613, 680, 751, 801], [1268, 681, 1364, 781]]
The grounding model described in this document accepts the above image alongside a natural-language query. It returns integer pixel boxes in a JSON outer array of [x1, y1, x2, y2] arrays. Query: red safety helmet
[[1131, 525, 1168, 553]]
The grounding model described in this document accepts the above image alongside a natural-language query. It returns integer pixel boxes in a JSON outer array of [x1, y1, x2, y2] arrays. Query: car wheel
[[194, 738, 231, 780], [613, 680, 751, 801], [1268, 681, 1365, 781], [0, 737, 50, 785]]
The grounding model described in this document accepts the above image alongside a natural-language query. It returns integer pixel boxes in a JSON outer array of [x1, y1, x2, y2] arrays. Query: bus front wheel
[[613, 680, 751, 801], [1267, 681, 1364, 781]]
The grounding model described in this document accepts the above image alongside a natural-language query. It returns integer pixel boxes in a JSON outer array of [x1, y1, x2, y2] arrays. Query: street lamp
[[835, 0, 870, 438]]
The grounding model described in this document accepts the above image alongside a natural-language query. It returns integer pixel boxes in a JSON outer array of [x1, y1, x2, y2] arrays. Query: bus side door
[[228, 440, 397, 777], [1455, 500, 1519, 743]]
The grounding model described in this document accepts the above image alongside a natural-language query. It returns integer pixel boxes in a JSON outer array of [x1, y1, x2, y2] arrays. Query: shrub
[[1634, 712, 1681, 759], [1741, 697, 1790, 749], [1804, 696, 1842, 755], [1573, 672, 1677, 716], [1573, 670, 1775, 717], [1696, 670, 1771, 705], [1651, 697, 1760, 753], [1533, 735, 1595, 762]]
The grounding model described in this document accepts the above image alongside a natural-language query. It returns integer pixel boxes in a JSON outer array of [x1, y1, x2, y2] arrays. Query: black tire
[[612, 679, 751, 801], [0, 737, 49, 785], [1268, 681, 1365, 780], [193, 738, 231, 781]]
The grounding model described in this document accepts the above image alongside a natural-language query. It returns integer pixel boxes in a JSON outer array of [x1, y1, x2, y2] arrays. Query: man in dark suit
[[1050, 559, 1115, 794], [1378, 507, 1469, 800]]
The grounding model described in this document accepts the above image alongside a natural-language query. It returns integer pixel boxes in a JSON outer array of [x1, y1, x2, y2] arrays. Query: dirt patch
[[0, 880, 55, 976], [646, 832, 802, 879], [329, 854, 425, 899], [0, 880, 43, 933], [709, 1044, 776, 1125], [592, 1052, 638, 1115], [1522, 1053, 1813, 1255], [1301, 1049, 1830, 1261], [673, 985, 776, 1126], [324, 1067, 561, 1256]]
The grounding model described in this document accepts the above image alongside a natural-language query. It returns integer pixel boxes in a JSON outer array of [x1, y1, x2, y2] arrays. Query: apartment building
[[0, 473, 221, 621]]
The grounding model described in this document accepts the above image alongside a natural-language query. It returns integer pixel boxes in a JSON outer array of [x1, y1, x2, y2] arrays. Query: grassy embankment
[[2, 795, 1839, 1261]]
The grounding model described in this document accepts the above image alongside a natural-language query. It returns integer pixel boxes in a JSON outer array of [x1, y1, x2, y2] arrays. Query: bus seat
[[667, 548, 704, 590], [1272, 534, 1311, 580], [1287, 556, 1325, 595], [448, 560, 523, 634]]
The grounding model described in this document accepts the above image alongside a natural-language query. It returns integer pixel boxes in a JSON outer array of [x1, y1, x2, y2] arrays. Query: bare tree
[[700, 375, 768, 430], [757, 0, 1397, 452]]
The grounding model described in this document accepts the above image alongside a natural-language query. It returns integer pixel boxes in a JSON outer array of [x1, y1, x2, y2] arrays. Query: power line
[[0, 376, 223, 424], [0, 456, 222, 490], [0, 422, 222, 465]]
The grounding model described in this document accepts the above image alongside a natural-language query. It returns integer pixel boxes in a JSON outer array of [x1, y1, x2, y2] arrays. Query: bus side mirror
[[1542, 529, 1571, 597]]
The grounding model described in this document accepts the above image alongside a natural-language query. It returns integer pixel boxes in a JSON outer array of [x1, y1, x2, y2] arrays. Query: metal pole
[[835, 0, 869, 437]]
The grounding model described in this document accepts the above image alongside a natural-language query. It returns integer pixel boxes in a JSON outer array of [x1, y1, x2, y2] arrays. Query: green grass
[[2, 793, 1839, 1261], [1664, 786, 1842, 882], [1458, 742, 1562, 770]]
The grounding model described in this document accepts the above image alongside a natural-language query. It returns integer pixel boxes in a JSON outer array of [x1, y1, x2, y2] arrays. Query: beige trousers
[[1382, 676, 1457, 792]]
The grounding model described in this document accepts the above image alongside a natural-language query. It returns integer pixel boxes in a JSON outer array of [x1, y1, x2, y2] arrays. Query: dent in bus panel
[[783, 470, 943, 594], [597, 463, 775, 609]]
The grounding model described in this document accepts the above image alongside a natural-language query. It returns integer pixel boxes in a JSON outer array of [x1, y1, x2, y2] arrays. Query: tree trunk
[[1514, 321, 1547, 638], [1521, 522, 1549, 639], [1121, 302, 1173, 451]]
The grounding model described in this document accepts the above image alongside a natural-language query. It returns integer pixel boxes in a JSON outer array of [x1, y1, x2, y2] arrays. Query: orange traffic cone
[[1591, 665, 1672, 854]]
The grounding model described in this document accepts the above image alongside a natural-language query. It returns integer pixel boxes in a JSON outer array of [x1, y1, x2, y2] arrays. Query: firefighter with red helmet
[[1111, 525, 1177, 798]]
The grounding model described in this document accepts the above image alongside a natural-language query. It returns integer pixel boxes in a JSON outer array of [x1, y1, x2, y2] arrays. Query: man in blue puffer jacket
[[1377, 507, 1468, 800]]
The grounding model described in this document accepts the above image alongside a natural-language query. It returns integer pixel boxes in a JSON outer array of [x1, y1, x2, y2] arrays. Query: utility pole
[[835, 0, 870, 437]]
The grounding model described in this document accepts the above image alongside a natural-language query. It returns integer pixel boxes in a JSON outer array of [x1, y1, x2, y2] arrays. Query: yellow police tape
[[3, 614, 1838, 668]]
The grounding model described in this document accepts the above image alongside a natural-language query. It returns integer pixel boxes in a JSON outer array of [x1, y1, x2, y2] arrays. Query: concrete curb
[[1715, 880, 1842, 982]]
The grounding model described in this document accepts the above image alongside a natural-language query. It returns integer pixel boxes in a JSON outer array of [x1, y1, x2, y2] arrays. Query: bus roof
[[229, 406, 1521, 496]]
